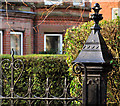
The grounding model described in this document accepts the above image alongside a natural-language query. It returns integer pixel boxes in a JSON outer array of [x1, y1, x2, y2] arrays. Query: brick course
[[1, 17, 33, 55], [0, 3, 90, 55]]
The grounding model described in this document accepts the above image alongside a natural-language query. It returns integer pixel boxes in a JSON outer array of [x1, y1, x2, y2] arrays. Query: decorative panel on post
[[72, 3, 113, 105]]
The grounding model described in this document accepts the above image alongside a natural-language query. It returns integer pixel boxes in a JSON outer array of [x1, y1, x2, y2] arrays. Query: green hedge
[[1, 54, 72, 105], [63, 17, 120, 103]]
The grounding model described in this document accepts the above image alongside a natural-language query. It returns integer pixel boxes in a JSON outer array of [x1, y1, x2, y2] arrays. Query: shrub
[[63, 17, 120, 103], [1, 54, 72, 105]]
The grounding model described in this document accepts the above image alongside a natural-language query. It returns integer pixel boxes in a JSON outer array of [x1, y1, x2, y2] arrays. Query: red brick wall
[[35, 9, 90, 53], [1, 6, 90, 55], [1, 17, 33, 55]]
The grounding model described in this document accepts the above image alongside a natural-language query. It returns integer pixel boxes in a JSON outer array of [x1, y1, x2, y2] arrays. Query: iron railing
[[0, 49, 83, 106]]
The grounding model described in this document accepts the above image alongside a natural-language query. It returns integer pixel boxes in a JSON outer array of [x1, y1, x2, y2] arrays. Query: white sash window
[[44, 34, 62, 54], [10, 32, 23, 55], [112, 8, 120, 20], [44, 0, 84, 6], [73, 0, 85, 6], [44, 0, 62, 5]]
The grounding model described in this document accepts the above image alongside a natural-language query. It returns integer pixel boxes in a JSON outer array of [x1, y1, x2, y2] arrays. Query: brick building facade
[[1, 0, 120, 55], [0, 1, 91, 55]]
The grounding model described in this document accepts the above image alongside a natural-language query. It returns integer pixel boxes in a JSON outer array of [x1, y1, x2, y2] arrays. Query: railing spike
[[46, 78, 49, 106]]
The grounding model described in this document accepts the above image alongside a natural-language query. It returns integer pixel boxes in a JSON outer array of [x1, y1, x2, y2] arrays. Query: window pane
[[112, 8, 120, 19], [74, 0, 82, 3], [47, 0, 59, 1], [10, 34, 21, 55], [113, 8, 118, 19], [44, 0, 62, 5], [46, 36, 60, 54]]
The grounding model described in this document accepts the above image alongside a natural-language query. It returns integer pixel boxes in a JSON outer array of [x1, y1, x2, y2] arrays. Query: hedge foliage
[[1, 54, 72, 105], [63, 17, 120, 103]]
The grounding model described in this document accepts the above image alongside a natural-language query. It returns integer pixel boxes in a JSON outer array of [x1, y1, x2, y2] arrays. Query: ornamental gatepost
[[72, 3, 113, 105]]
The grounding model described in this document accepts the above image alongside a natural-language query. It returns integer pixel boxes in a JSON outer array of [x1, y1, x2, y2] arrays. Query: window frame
[[112, 8, 120, 20], [10, 32, 23, 55], [0, 31, 3, 54], [44, 0, 62, 5], [73, 0, 85, 6], [44, 34, 62, 54], [44, 0, 85, 6]]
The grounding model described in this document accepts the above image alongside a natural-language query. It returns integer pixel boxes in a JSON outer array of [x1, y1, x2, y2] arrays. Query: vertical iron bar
[[46, 78, 49, 106], [28, 77, 31, 106], [64, 77, 67, 106], [84, 64, 87, 106], [11, 49, 14, 106]]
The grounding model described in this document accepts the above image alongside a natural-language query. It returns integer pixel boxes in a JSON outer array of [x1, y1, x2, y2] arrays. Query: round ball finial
[[92, 3, 102, 14], [94, 3, 100, 7]]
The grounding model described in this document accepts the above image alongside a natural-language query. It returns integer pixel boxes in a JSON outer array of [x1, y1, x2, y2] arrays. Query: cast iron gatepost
[[72, 3, 113, 105]]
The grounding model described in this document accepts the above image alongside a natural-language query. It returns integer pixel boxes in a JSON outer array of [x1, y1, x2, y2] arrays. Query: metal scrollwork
[[1, 49, 24, 70], [1, 59, 11, 70], [1, 48, 24, 86], [72, 62, 86, 75], [0, 49, 83, 105], [13, 59, 24, 70], [72, 62, 87, 103]]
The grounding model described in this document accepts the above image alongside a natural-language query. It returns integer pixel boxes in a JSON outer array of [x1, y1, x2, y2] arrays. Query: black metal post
[[72, 3, 112, 105]]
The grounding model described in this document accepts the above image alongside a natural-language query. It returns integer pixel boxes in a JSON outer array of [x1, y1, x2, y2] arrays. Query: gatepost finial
[[90, 3, 103, 29]]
